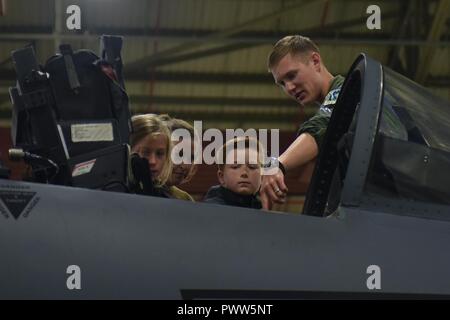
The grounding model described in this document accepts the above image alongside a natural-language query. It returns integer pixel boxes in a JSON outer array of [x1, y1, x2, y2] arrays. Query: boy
[[204, 137, 263, 209]]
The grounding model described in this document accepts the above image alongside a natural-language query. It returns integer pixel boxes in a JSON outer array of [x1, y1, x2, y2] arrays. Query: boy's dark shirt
[[203, 185, 262, 209]]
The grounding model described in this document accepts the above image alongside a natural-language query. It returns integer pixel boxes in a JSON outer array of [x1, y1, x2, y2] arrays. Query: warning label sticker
[[71, 123, 114, 142], [72, 159, 96, 177], [0, 190, 37, 220]]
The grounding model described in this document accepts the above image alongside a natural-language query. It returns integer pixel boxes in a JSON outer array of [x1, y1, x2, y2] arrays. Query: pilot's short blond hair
[[267, 35, 320, 70]]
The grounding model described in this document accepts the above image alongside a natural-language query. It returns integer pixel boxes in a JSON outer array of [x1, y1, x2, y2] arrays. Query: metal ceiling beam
[[426, 76, 450, 88], [0, 107, 305, 122], [0, 92, 300, 108], [1, 26, 449, 46], [130, 109, 300, 122], [387, 0, 415, 71], [0, 0, 6, 17], [0, 8, 401, 43], [124, 9, 403, 70], [1, 69, 449, 87], [403, 0, 421, 79], [415, 0, 450, 84], [144, 43, 256, 68], [123, 71, 274, 83], [0, 69, 274, 84], [144, 10, 402, 68], [125, 0, 326, 73], [129, 95, 298, 108], [126, 2, 415, 71]]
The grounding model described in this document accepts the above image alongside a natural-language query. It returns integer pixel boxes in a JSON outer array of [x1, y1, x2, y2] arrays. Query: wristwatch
[[263, 157, 286, 175]]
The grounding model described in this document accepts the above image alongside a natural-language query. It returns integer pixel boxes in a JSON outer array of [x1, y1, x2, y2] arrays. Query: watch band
[[278, 159, 286, 175], [264, 157, 286, 175]]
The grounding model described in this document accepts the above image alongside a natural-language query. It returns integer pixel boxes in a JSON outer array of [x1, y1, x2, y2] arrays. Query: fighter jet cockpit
[[303, 54, 450, 220], [368, 68, 450, 206]]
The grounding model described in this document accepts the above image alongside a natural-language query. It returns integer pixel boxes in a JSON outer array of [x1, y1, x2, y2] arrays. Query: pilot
[[260, 35, 345, 209]]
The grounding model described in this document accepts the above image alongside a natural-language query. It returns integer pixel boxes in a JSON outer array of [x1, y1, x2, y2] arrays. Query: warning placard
[[72, 159, 96, 177], [71, 123, 114, 142]]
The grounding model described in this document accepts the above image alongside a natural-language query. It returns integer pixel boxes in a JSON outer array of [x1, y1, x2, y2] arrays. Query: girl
[[130, 114, 172, 196], [158, 114, 198, 201]]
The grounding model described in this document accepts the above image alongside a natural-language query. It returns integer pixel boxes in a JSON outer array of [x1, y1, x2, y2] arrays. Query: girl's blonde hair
[[158, 114, 198, 184], [131, 114, 172, 186]]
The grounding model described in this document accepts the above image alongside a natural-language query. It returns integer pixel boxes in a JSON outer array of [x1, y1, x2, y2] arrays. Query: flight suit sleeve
[[297, 111, 331, 148], [296, 78, 344, 149]]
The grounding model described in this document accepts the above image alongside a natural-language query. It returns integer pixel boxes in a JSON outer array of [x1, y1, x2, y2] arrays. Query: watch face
[[262, 158, 280, 175], [263, 157, 274, 168]]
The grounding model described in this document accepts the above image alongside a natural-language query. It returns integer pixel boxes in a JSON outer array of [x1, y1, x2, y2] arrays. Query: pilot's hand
[[260, 168, 288, 210]]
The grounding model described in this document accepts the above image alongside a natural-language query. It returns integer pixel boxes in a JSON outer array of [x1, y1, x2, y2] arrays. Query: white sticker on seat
[[71, 123, 113, 142]]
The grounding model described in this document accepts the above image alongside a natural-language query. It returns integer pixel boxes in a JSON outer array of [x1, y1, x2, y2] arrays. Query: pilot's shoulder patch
[[323, 88, 341, 106]]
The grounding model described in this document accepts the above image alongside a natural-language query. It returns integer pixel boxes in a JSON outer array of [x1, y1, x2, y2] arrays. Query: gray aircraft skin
[[1, 55, 450, 299]]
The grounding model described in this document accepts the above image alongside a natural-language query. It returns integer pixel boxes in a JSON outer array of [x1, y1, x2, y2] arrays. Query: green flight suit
[[297, 75, 345, 148]]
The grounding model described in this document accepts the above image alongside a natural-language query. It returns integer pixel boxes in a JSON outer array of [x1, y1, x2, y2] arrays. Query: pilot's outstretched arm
[[260, 133, 318, 210]]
